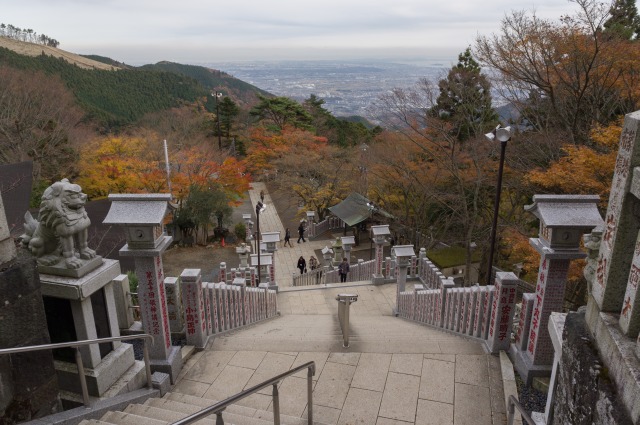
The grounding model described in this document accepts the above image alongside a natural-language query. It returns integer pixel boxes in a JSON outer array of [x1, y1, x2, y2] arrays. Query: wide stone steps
[[79, 390, 326, 425]]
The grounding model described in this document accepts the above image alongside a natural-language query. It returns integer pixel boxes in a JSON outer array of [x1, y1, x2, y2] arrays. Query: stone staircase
[[79, 391, 327, 425]]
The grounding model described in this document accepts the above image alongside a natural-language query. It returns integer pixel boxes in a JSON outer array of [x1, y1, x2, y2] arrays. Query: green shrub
[[234, 222, 247, 242]]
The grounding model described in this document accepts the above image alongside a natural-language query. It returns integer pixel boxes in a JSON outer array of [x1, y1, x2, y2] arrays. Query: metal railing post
[[336, 294, 358, 348], [307, 365, 314, 425], [507, 395, 536, 425], [215, 411, 224, 425], [272, 383, 280, 425], [74, 347, 90, 407]]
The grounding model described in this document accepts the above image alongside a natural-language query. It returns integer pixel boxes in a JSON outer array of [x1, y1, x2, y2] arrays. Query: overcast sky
[[4, 0, 583, 65]]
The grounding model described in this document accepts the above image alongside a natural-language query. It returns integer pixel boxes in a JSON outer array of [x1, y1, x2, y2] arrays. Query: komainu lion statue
[[21, 179, 96, 269]]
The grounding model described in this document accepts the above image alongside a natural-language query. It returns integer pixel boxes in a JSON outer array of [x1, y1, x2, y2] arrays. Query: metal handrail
[[507, 395, 536, 425], [0, 334, 154, 407], [172, 361, 316, 425]]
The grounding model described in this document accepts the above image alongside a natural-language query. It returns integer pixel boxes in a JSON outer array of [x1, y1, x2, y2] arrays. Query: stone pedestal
[[40, 259, 135, 397]]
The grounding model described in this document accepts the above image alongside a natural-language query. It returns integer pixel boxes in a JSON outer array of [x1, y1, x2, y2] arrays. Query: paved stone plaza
[[168, 184, 506, 425]]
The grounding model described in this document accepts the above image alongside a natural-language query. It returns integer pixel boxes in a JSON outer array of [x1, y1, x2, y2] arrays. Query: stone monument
[[17, 179, 140, 399]]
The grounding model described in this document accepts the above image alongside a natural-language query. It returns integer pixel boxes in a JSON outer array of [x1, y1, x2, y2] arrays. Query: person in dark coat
[[297, 222, 306, 243], [297, 256, 306, 274], [338, 258, 350, 283], [284, 228, 292, 247]]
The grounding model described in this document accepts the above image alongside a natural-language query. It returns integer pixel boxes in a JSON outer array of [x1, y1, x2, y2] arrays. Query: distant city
[[213, 60, 453, 121]]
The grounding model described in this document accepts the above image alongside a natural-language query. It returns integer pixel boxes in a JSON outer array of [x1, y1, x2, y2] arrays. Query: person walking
[[284, 228, 292, 247], [338, 258, 350, 283], [297, 256, 307, 275], [260, 189, 265, 202], [297, 222, 306, 243], [309, 256, 318, 270]]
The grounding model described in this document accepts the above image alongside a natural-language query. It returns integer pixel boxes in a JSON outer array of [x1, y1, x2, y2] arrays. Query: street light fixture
[[485, 125, 511, 285], [255, 201, 266, 284], [367, 201, 376, 260], [211, 92, 223, 150]]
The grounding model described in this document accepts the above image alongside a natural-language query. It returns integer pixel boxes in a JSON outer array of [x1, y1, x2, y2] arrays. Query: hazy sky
[[4, 0, 582, 65]]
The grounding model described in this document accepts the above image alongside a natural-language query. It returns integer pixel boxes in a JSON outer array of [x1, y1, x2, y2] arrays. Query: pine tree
[[603, 0, 640, 40], [433, 48, 497, 141]]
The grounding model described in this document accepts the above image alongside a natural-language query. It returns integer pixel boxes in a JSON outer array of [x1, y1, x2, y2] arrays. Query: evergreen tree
[[433, 48, 497, 141], [603, 0, 640, 40], [218, 96, 240, 139]]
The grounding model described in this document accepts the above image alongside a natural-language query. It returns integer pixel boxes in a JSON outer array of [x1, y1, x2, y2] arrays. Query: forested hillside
[[0, 44, 269, 128]]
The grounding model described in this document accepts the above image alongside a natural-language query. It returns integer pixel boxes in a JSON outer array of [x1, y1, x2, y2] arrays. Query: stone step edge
[[124, 402, 271, 425], [162, 391, 328, 425]]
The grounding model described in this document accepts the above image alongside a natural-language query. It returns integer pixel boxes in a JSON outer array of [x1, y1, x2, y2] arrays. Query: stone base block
[[372, 274, 385, 285], [101, 360, 148, 399], [152, 372, 171, 396], [38, 256, 103, 279], [55, 343, 135, 397], [509, 345, 551, 386], [150, 346, 183, 384], [584, 299, 640, 423]]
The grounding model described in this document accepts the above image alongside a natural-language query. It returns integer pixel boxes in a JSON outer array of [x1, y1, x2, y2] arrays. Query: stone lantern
[[512, 194, 602, 383], [236, 243, 251, 268], [103, 193, 182, 382], [262, 231, 281, 253], [322, 246, 334, 269], [341, 236, 355, 263], [332, 237, 343, 264], [251, 253, 274, 286], [371, 225, 391, 284], [392, 245, 415, 315], [242, 214, 254, 242]]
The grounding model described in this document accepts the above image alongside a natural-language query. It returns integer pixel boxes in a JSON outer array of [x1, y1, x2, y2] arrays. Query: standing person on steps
[[338, 258, 350, 283], [297, 222, 306, 243], [284, 228, 292, 247], [297, 256, 306, 275]]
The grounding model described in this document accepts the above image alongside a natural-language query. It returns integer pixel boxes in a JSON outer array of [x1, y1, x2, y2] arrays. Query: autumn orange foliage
[[78, 135, 251, 204]]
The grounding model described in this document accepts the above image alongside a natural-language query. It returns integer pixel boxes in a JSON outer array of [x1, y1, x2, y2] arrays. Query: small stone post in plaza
[[103, 193, 183, 383], [510, 195, 603, 383], [242, 213, 254, 243], [392, 245, 415, 316], [371, 225, 391, 284], [341, 236, 355, 263], [236, 243, 251, 268], [306, 211, 316, 238]]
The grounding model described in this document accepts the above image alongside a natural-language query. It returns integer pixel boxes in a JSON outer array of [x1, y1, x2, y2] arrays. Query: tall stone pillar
[[593, 115, 640, 313], [306, 211, 316, 238], [104, 194, 182, 383], [392, 245, 415, 315], [371, 225, 391, 282], [510, 195, 602, 384], [180, 269, 208, 349]]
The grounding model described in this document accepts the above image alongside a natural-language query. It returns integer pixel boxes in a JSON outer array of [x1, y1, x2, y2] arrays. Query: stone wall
[[0, 251, 59, 424], [551, 312, 632, 424]]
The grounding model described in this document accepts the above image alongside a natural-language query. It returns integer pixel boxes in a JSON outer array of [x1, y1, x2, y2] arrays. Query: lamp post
[[212, 92, 223, 149], [255, 201, 265, 284], [485, 125, 511, 285], [367, 201, 376, 260]]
